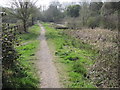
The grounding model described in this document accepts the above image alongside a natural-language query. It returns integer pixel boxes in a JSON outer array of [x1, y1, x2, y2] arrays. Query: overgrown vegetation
[[2, 24, 40, 88], [39, 2, 119, 31], [38, 1, 119, 88], [43, 23, 98, 88], [1, 0, 119, 88], [64, 28, 119, 87]]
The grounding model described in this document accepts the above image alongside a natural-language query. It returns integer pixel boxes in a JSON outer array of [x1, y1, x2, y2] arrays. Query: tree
[[7, 0, 37, 32], [43, 1, 63, 22], [79, 2, 90, 27], [100, 2, 120, 30], [29, 5, 41, 25], [66, 5, 81, 17], [87, 16, 100, 29], [89, 2, 103, 12], [89, 2, 103, 16]]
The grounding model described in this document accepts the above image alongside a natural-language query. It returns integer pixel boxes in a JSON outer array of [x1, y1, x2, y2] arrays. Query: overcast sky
[[0, 0, 119, 7], [0, 0, 81, 7]]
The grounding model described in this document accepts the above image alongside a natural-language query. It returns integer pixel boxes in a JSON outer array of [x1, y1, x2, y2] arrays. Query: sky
[[0, 0, 119, 7], [0, 0, 82, 7]]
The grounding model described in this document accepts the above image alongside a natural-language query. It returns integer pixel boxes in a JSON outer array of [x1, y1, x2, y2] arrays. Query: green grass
[[43, 23, 98, 88], [4, 24, 40, 88], [19, 24, 40, 43]]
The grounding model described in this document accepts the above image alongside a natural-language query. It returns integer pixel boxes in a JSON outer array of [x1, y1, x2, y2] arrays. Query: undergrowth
[[3, 24, 40, 88], [43, 23, 98, 88]]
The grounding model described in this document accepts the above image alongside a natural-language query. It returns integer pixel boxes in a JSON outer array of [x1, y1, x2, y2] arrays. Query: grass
[[43, 23, 98, 88], [19, 25, 40, 43], [64, 28, 119, 87], [4, 24, 40, 88]]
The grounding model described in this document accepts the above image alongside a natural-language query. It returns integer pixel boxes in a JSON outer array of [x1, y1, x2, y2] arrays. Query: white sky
[[0, 0, 119, 7], [0, 0, 82, 7]]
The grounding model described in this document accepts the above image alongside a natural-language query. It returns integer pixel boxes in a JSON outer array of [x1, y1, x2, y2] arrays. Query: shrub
[[87, 16, 100, 29], [100, 13, 118, 30]]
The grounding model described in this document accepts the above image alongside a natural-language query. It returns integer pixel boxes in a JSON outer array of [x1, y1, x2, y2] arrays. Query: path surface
[[36, 24, 60, 88]]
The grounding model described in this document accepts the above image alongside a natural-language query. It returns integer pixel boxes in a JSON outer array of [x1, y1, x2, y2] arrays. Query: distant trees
[[89, 2, 103, 14], [44, 4, 61, 22], [40, 1, 64, 22], [86, 2, 103, 29], [66, 5, 81, 17], [100, 2, 119, 30], [64, 2, 119, 30], [29, 5, 41, 25], [36, 1, 119, 30], [79, 2, 90, 27]]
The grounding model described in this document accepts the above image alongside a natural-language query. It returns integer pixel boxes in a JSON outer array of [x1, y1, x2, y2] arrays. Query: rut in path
[[36, 24, 61, 88]]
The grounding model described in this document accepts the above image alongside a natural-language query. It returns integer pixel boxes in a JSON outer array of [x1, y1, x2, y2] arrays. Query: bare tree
[[79, 2, 90, 27], [7, 0, 38, 32]]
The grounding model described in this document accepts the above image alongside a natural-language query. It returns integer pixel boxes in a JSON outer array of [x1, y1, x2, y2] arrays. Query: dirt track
[[36, 24, 60, 88]]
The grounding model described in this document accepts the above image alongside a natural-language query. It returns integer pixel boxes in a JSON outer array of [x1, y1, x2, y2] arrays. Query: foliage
[[66, 5, 80, 17], [38, 1, 119, 30], [2, 0, 120, 88], [2, 24, 19, 69], [100, 2, 119, 30], [2, 23, 19, 88], [43, 23, 97, 88], [100, 13, 118, 30], [2, 24, 40, 88], [63, 27, 119, 87], [87, 16, 100, 29], [64, 2, 119, 30], [89, 2, 103, 14], [41, 2, 64, 22]]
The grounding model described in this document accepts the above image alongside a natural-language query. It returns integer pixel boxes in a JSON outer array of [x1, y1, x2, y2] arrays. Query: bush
[[87, 16, 100, 29], [100, 13, 118, 30], [65, 17, 81, 29]]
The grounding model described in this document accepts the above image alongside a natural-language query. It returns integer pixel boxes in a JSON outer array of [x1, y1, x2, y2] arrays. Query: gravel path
[[36, 24, 61, 88]]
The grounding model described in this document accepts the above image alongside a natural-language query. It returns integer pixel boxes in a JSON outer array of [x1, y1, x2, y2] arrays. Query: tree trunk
[[23, 20, 27, 33], [32, 17, 34, 25], [82, 17, 85, 26]]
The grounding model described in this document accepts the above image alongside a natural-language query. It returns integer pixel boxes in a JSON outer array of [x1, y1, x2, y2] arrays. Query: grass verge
[[43, 23, 98, 88], [4, 24, 40, 88]]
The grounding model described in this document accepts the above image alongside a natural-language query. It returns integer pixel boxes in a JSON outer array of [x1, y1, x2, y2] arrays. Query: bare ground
[[36, 24, 61, 88]]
